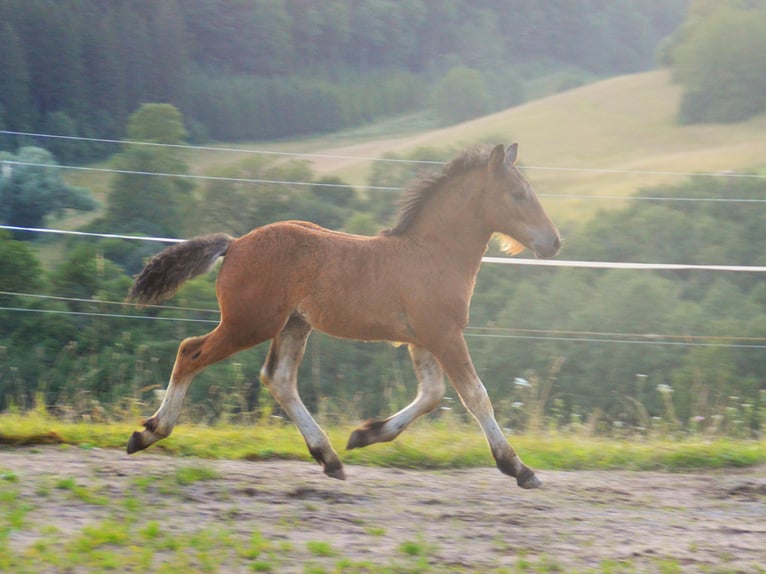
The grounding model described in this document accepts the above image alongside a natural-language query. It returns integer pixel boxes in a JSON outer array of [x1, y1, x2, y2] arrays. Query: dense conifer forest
[[0, 0, 686, 158]]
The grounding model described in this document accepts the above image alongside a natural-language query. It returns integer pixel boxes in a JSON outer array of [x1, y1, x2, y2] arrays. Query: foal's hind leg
[[127, 325, 244, 454], [347, 345, 445, 449], [260, 315, 345, 480]]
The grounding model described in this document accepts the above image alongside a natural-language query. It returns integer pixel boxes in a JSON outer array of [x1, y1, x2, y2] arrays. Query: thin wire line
[[0, 306, 219, 324], [466, 325, 766, 343], [2, 134, 763, 352], [0, 130, 444, 165], [0, 225, 183, 243], [1, 160, 401, 191], [3, 292, 764, 346], [482, 257, 766, 272], [539, 194, 766, 203], [1, 305, 762, 348], [4, 129, 766, 179], [0, 291, 219, 314], [4, 159, 765, 202], [4, 225, 766, 272], [463, 331, 766, 349], [521, 164, 766, 179]]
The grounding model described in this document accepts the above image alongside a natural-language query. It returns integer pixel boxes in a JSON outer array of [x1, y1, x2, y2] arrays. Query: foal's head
[[485, 143, 561, 258]]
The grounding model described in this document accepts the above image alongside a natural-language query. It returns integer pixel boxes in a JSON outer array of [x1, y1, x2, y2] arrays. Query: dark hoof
[[517, 471, 542, 490], [346, 428, 369, 450], [126, 431, 145, 455], [308, 446, 346, 480], [324, 462, 346, 481], [346, 420, 386, 450]]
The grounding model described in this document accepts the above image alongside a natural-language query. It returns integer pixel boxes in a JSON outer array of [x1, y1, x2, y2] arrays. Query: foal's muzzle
[[533, 234, 562, 259]]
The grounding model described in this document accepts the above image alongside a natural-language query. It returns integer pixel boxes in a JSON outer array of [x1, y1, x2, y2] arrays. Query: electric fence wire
[[3, 128, 766, 180], [4, 224, 766, 272], [2, 129, 765, 349], [2, 291, 765, 349], [3, 129, 766, 205], [3, 158, 766, 203]]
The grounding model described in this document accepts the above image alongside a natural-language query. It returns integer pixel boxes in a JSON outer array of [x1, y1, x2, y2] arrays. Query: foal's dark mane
[[382, 146, 492, 237]]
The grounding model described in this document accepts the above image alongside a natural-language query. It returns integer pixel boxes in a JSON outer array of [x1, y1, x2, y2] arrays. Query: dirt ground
[[2, 446, 765, 572]]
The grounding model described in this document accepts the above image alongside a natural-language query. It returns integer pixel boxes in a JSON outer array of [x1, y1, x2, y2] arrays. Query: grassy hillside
[[59, 70, 766, 234], [298, 70, 766, 229]]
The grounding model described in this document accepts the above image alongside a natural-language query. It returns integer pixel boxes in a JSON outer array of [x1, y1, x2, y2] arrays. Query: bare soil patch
[[2, 446, 765, 572]]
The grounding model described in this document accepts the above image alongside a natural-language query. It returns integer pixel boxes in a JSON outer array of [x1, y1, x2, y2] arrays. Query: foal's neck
[[409, 169, 493, 267]]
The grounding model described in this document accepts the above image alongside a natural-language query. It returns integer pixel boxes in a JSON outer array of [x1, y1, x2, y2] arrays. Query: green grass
[[54, 475, 109, 505], [1, 411, 764, 472], [306, 541, 337, 557], [398, 539, 428, 557], [174, 464, 220, 486]]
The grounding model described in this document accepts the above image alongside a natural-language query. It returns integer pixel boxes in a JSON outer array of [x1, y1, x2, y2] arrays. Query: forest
[[0, 0, 688, 159], [1, 102, 764, 437], [0, 0, 765, 437]]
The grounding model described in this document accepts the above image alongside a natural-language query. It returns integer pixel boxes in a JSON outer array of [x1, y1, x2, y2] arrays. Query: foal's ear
[[489, 144, 506, 171], [505, 142, 519, 165]]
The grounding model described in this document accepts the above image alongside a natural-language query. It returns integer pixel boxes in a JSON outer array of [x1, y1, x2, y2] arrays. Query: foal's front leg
[[436, 334, 541, 489], [347, 345, 445, 449], [260, 316, 345, 479]]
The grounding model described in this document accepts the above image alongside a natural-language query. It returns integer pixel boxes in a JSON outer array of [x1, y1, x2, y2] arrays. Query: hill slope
[[304, 70, 766, 228], [59, 70, 766, 235]]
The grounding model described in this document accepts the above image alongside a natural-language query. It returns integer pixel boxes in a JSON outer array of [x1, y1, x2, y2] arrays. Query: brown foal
[[127, 143, 561, 488]]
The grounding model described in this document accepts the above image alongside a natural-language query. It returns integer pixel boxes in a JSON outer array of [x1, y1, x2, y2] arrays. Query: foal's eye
[[510, 188, 527, 200]]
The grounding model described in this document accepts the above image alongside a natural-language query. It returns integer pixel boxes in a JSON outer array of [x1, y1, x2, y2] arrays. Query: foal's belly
[[295, 297, 416, 344]]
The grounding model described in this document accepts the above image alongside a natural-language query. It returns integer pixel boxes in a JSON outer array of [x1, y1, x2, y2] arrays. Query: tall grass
[[4, 339, 762, 442], [2, 342, 763, 472], [1, 406, 763, 472], [2, 344, 764, 474]]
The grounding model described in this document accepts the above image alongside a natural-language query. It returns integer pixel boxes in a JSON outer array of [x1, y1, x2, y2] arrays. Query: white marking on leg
[[435, 334, 529, 480], [263, 318, 343, 477], [271, 357, 329, 449], [150, 373, 193, 437], [379, 346, 445, 440]]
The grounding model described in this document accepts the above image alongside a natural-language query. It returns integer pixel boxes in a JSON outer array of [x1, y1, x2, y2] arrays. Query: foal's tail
[[128, 233, 234, 305]]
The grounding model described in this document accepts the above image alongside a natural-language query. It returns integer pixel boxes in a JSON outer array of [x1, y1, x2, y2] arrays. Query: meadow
[[59, 70, 766, 230], [5, 69, 765, 572], [1, 408, 765, 472]]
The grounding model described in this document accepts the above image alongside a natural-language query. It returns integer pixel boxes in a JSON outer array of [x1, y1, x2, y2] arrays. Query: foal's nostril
[[532, 233, 562, 258]]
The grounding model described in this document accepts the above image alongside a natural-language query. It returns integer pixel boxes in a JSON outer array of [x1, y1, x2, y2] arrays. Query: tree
[[455, 9, 505, 71], [0, 147, 95, 234], [80, 8, 123, 118], [40, 111, 80, 164], [0, 230, 46, 408], [0, 104, 12, 151], [105, 104, 193, 237], [0, 23, 32, 131], [145, 0, 188, 102], [672, 4, 766, 123], [122, 102, 188, 144], [20, 1, 86, 119], [196, 156, 353, 236], [0, 0, 689, 144], [0, 230, 42, 306], [430, 67, 490, 125]]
